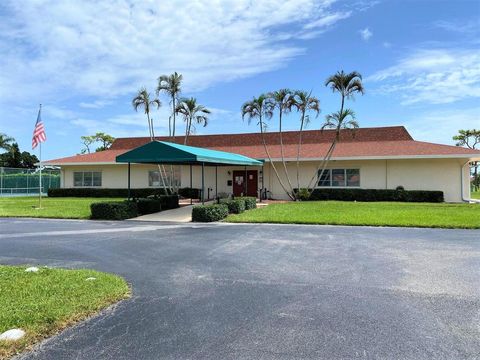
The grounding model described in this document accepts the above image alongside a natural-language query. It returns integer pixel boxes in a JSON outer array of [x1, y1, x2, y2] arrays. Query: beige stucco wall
[[59, 157, 472, 202], [262, 158, 470, 202]]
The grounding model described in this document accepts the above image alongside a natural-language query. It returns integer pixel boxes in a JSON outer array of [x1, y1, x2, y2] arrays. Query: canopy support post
[[201, 162, 205, 205], [190, 164, 193, 205], [261, 164, 264, 202], [215, 166, 218, 200], [244, 166, 247, 196], [127, 162, 131, 200]]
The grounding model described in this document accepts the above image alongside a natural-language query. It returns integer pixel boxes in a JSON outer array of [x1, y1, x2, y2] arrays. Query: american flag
[[32, 105, 46, 149]]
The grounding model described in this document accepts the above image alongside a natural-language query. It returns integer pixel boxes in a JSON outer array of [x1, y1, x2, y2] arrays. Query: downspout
[[461, 160, 471, 203]]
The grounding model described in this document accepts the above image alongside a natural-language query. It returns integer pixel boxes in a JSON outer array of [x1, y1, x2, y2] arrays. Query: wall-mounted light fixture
[[227, 171, 231, 175]]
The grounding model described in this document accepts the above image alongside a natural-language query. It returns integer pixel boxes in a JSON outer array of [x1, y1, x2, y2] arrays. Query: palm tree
[[132, 88, 168, 192], [269, 89, 296, 195], [325, 70, 364, 114], [175, 97, 211, 145], [157, 72, 183, 138], [242, 95, 294, 200], [132, 87, 161, 139], [305, 109, 359, 191], [0, 133, 15, 152], [304, 71, 365, 196], [292, 91, 320, 192]]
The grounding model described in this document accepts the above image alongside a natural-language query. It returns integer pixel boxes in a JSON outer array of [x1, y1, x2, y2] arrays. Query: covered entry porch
[[116, 141, 263, 203]]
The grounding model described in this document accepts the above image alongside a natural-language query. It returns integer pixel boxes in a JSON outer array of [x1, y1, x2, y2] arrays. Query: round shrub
[[220, 199, 246, 214], [241, 197, 257, 210], [90, 201, 138, 220], [136, 198, 161, 215], [192, 204, 229, 222]]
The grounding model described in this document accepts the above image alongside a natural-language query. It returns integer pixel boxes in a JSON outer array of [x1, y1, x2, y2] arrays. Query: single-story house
[[44, 126, 480, 202]]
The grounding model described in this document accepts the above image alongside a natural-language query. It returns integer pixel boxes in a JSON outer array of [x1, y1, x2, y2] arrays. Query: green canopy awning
[[116, 141, 263, 166]]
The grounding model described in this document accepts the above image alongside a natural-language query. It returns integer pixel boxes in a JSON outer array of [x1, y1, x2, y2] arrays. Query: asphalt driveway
[[0, 218, 479, 359]]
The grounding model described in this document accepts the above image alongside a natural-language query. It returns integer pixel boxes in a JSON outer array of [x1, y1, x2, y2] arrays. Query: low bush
[[241, 197, 257, 210], [48, 188, 169, 198], [296, 188, 444, 203], [178, 187, 201, 199], [136, 198, 161, 215], [192, 204, 229, 222], [156, 194, 179, 210], [90, 201, 138, 220], [220, 198, 246, 214]]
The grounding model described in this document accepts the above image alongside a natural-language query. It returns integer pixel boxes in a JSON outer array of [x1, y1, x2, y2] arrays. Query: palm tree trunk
[[278, 110, 295, 196], [260, 117, 295, 200], [305, 139, 337, 194], [172, 96, 176, 138], [147, 112, 168, 193], [296, 111, 305, 197]]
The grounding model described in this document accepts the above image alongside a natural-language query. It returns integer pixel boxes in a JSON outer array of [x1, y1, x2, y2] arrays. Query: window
[[317, 169, 360, 187], [148, 167, 181, 187], [73, 171, 102, 187]]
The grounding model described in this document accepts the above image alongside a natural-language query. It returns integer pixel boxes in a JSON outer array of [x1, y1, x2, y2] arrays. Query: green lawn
[[0, 265, 129, 359], [0, 197, 124, 219], [472, 190, 480, 199], [227, 201, 480, 229]]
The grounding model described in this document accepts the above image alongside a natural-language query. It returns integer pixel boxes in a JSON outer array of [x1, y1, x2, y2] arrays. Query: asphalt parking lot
[[1, 218, 479, 359]]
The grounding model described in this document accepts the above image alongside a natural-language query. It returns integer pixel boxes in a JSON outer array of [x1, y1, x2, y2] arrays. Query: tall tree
[[306, 109, 359, 191], [269, 89, 296, 195], [132, 87, 161, 139], [453, 129, 480, 190], [325, 70, 364, 114], [242, 95, 294, 200], [175, 97, 210, 145], [0, 143, 38, 168], [80, 135, 95, 154], [80, 132, 115, 154], [292, 90, 320, 192], [132, 87, 168, 192], [305, 71, 364, 195], [94, 132, 115, 151], [0, 133, 15, 152], [157, 72, 183, 138]]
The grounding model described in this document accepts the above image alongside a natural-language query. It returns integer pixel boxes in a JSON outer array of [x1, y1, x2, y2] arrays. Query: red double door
[[232, 170, 258, 197]]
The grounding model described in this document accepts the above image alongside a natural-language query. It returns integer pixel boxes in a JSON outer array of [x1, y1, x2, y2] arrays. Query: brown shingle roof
[[44, 126, 480, 164]]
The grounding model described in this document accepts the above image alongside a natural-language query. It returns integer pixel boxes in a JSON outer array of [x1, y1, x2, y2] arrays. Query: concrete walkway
[[130, 201, 214, 222]]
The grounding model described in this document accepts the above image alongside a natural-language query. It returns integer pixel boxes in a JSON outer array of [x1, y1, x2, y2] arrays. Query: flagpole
[[38, 104, 42, 209]]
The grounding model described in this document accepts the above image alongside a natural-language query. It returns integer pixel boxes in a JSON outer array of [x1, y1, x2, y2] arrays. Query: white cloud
[[405, 107, 480, 145], [368, 48, 480, 104], [433, 19, 479, 35], [382, 41, 392, 48], [0, 0, 351, 106], [359, 27, 372, 41]]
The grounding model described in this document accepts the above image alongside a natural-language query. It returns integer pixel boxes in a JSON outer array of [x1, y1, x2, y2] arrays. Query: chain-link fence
[[0, 167, 61, 196]]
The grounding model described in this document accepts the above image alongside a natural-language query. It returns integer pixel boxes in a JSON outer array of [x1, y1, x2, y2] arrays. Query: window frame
[[316, 168, 361, 188], [73, 171, 102, 187], [148, 167, 181, 188]]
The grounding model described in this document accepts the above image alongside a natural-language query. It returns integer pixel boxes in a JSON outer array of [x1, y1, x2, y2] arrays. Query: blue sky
[[0, 0, 479, 160]]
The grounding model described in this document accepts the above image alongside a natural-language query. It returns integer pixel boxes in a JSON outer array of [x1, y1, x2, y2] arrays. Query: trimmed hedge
[[48, 187, 169, 198], [136, 198, 162, 215], [220, 199, 246, 214], [90, 201, 138, 220], [241, 197, 257, 210], [178, 187, 201, 199], [192, 204, 229, 222], [297, 188, 444, 203], [156, 195, 179, 210]]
